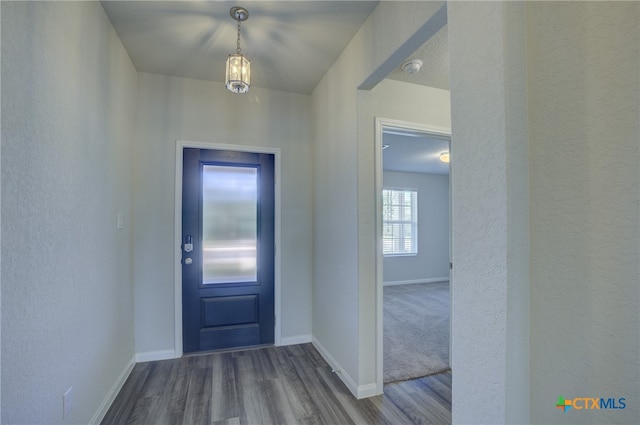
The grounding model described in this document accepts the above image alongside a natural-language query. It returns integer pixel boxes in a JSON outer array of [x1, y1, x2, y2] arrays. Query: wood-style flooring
[[101, 343, 451, 425]]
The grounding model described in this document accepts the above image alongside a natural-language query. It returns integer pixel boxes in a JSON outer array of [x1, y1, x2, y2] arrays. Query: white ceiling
[[101, 1, 451, 171], [386, 24, 449, 91], [101, 1, 379, 94], [101, 1, 449, 95], [383, 129, 450, 175]]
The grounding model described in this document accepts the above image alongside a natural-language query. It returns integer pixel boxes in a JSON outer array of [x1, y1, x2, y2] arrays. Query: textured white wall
[[448, 1, 530, 423], [383, 171, 449, 284], [1, 2, 137, 423], [134, 73, 313, 355], [369, 79, 451, 127], [528, 3, 640, 424]]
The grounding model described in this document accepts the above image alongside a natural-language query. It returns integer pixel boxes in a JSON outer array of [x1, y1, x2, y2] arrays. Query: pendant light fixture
[[225, 6, 251, 94]]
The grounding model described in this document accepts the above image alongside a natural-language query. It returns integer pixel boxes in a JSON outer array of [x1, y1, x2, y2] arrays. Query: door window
[[202, 165, 257, 284]]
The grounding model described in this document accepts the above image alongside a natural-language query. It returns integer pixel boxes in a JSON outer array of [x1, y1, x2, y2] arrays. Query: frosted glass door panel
[[202, 165, 257, 284]]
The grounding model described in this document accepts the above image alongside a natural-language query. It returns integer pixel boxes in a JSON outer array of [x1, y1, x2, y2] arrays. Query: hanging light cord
[[236, 19, 242, 54]]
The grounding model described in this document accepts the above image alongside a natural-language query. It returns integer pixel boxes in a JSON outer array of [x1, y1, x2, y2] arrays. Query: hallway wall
[[133, 73, 313, 356], [1, 2, 137, 423], [528, 3, 640, 423]]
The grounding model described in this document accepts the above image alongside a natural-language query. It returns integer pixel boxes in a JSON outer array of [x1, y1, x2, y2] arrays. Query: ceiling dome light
[[439, 151, 450, 163], [401, 59, 423, 75], [225, 7, 251, 94]]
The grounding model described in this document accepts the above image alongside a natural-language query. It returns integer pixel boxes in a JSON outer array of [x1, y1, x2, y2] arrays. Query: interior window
[[382, 188, 418, 255]]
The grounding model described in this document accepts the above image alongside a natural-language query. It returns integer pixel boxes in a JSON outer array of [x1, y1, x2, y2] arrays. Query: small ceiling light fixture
[[439, 151, 450, 163], [401, 58, 423, 75], [226, 6, 251, 94]]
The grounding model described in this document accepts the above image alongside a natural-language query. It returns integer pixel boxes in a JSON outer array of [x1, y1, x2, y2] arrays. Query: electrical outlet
[[116, 212, 124, 230], [63, 387, 73, 419]]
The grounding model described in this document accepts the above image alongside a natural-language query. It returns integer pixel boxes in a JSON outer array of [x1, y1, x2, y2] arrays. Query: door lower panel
[[199, 324, 260, 351], [201, 295, 258, 327]]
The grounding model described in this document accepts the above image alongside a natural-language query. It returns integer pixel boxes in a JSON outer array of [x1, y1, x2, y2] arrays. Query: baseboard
[[135, 349, 177, 363], [279, 334, 312, 346], [357, 383, 380, 398], [383, 277, 449, 286], [311, 337, 379, 399], [89, 355, 136, 425]]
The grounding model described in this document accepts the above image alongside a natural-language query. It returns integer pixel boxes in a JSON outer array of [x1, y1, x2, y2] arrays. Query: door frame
[[174, 140, 282, 356], [374, 117, 452, 391]]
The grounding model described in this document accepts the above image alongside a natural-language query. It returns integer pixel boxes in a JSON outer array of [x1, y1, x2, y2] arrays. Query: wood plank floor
[[101, 343, 451, 425]]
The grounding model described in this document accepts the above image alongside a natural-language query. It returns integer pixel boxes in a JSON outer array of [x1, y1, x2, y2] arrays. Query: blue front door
[[182, 148, 275, 353]]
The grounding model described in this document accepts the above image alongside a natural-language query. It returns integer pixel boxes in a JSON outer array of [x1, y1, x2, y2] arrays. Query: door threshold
[[183, 343, 275, 357]]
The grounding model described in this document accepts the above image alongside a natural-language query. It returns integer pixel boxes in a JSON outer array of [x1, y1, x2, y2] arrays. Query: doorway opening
[[375, 119, 452, 386]]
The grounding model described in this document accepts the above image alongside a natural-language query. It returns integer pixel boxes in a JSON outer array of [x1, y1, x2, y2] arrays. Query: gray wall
[[133, 73, 314, 356], [528, 3, 639, 424], [383, 171, 449, 284], [1, 2, 137, 423]]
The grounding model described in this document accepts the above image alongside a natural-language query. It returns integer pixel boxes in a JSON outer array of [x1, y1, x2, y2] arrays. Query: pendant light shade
[[226, 53, 250, 94], [225, 7, 251, 94]]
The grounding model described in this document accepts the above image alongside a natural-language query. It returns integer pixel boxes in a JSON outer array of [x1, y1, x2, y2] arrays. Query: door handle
[[183, 257, 193, 265]]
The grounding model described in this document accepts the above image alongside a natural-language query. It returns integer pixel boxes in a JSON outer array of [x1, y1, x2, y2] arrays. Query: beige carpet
[[384, 281, 450, 383]]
